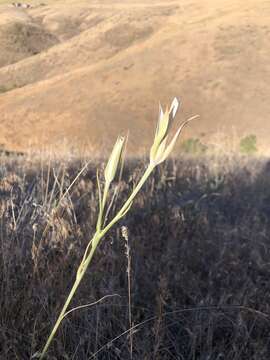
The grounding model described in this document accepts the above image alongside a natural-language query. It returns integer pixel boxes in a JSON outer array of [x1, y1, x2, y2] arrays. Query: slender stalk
[[39, 164, 154, 359], [40, 277, 81, 358], [40, 238, 98, 359], [100, 164, 154, 236], [96, 180, 109, 232], [39, 96, 189, 358]]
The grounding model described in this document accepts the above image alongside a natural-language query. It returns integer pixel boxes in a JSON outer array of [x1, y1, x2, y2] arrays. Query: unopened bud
[[105, 136, 125, 184]]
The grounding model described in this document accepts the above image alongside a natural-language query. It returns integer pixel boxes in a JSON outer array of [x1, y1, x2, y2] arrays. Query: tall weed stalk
[[38, 98, 197, 358]]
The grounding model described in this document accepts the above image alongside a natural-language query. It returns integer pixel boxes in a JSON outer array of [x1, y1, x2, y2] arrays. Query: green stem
[[39, 164, 155, 358], [40, 275, 81, 358], [100, 164, 154, 236], [40, 238, 99, 359], [96, 182, 109, 232]]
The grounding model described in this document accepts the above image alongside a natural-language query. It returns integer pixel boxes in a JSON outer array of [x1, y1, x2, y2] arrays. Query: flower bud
[[150, 97, 180, 164], [105, 136, 125, 184]]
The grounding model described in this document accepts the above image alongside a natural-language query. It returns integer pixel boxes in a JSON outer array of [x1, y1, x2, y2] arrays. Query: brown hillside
[[0, 0, 269, 155], [0, 7, 58, 68]]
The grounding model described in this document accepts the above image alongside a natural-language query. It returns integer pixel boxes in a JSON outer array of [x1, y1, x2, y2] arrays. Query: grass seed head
[[150, 97, 180, 165], [105, 136, 125, 184]]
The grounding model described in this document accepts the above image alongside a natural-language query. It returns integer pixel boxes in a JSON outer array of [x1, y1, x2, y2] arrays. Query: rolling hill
[[0, 0, 269, 155]]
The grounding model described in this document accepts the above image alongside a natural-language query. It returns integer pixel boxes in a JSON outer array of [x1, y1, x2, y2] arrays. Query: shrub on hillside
[[240, 134, 257, 155], [181, 138, 207, 154]]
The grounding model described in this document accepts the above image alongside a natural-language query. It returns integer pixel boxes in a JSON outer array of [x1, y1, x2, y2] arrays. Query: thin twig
[[122, 226, 133, 360], [88, 304, 270, 359], [62, 294, 121, 320]]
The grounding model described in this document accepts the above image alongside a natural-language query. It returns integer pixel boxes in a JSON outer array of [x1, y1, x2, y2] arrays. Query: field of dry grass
[[1, 154, 270, 359]]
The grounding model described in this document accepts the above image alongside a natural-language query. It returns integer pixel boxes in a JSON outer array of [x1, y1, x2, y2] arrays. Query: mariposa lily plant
[[37, 98, 198, 359]]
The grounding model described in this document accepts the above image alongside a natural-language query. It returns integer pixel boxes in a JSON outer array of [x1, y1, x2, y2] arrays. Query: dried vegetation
[[1, 154, 270, 359]]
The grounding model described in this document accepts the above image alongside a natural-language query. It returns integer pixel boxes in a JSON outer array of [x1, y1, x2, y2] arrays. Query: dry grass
[[1, 153, 270, 359], [0, 0, 270, 154]]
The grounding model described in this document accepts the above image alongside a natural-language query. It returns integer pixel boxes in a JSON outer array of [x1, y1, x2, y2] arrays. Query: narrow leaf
[[158, 115, 199, 164], [96, 169, 103, 231], [120, 201, 133, 218], [169, 97, 180, 120]]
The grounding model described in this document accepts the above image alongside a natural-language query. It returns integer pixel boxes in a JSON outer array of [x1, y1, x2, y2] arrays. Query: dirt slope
[[0, 6, 58, 68], [0, 0, 269, 155]]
